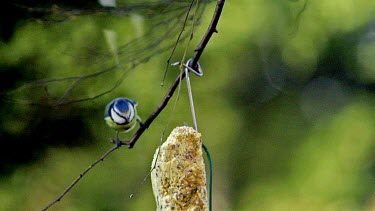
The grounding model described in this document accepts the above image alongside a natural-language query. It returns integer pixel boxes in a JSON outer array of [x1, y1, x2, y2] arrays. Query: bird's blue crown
[[114, 98, 130, 113]]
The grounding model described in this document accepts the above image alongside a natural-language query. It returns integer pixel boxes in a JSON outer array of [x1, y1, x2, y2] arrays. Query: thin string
[[185, 68, 199, 131], [129, 76, 183, 198]]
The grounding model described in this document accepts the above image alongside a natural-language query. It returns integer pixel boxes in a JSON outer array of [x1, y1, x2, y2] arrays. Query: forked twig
[[41, 0, 225, 210]]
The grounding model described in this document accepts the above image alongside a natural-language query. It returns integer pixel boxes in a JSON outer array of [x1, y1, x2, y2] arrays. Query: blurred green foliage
[[0, 0, 375, 210]]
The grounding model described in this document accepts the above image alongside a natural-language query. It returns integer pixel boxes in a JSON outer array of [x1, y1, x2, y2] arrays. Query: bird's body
[[104, 97, 139, 133]]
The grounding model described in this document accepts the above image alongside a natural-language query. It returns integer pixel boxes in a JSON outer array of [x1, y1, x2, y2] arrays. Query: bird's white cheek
[[128, 103, 135, 121], [111, 109, 126, 124]]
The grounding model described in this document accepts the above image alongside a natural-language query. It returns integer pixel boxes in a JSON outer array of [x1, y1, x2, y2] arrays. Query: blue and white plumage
[[104, 97, 141, 136]]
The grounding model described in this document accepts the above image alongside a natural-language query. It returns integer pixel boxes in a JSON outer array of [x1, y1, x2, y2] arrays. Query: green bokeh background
[[1, 0, 375, 210]]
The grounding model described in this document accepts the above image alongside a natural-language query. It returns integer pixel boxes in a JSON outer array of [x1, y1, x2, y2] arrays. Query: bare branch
[[40, 0, 225, 210], [191, 0, 225, 69], [41, 145, 120, 211], [7, 0, 210, 107]]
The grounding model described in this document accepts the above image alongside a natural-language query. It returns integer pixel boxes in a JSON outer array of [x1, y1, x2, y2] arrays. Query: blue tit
[[104, 98, 141, 141]]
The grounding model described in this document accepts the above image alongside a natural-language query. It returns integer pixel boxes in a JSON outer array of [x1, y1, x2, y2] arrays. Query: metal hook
[[171, 58, 203, 131], [184, 58, 204, 77], [171, 58, 204, 77]]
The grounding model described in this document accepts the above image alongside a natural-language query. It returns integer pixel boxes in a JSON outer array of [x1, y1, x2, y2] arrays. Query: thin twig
[[41, 145, 120, 211], [41, 0, 225, 210], [161, 0, 195, 84]]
